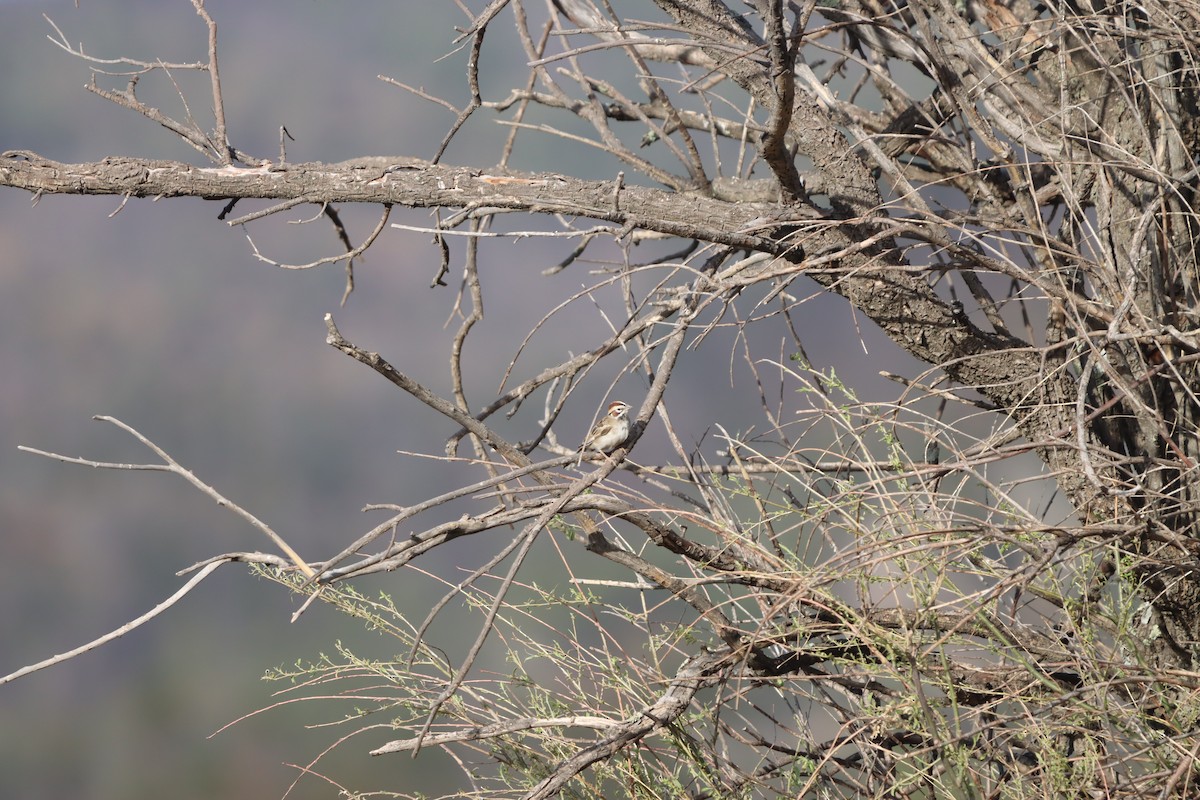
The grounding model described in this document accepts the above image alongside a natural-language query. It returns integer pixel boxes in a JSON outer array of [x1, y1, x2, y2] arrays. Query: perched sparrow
[[579, 400, 630, 460]]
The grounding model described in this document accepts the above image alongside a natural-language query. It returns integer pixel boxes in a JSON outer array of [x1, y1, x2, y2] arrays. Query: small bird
[[579, 400, 631, 461]]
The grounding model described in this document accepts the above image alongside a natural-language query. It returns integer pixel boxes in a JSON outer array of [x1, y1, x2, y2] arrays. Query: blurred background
[[0, 1, 924, 797]]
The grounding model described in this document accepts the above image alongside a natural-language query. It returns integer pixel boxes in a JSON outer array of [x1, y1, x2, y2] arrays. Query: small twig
[[389, 222, 613, 239], [432, 18, 486, 164], [190, 0, 230, 163], [223, 198, 309, 227], [44, 13, 207, 73], [278, 125, 293, 166], [237, 205, 391, 279], [19, 415, 314, 577], [1, 559, 228, 686], [371, 714, 616, 755]]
